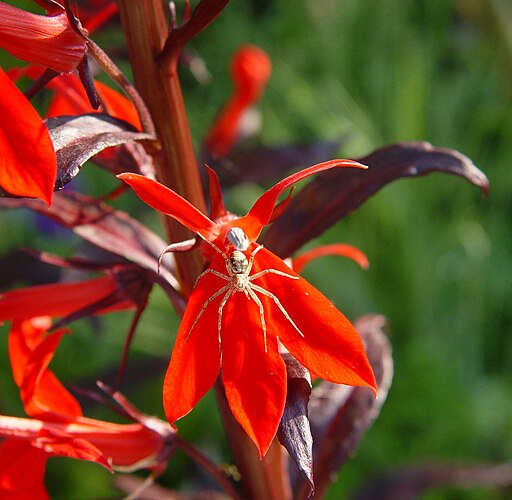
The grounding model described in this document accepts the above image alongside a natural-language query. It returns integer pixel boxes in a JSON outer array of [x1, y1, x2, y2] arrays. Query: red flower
[[45, 73, 141, 129], [0, 273, 135, 322], [119, 160, 377, 457], [0, 67, 57, 205], [0, 1, 86, 73], [205, 45, 272, 158], [0, 317, 172, 499]]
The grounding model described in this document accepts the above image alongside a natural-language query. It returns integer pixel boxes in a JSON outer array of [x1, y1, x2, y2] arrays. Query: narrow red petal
[[0, 67, 56, 205], [97, 81, 141, 129], [70, 418, 164, 469], [221, 292, 287, 458], [0, 276, 121, 321], [9, 320, 82, 419], [206, 166, 229, 221], [293, 243, 369, 273], [33, 433, 112, 471], [238, 160, 367, 241], [251, 248, 377, 393], [205, 45, 271, 158], [118, 173, 220, 240], [0, 440, 49, 500], [163, 258, 224, 424], [0, 7, 85, 72]]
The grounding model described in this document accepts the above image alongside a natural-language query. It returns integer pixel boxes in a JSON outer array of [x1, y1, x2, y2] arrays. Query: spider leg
[[251, 283, 305, 338], [246, 244, 264, 274], [194, 268, 230, 287], [196, 231, 228, 260], [186, 284, 230, 341], [250, 268, 299, 281], [247, 286, 268, 352], [217, 288, 233, 347]]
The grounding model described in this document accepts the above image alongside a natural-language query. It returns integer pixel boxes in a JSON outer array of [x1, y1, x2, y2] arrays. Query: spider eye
[[227, 227, 249, 251]]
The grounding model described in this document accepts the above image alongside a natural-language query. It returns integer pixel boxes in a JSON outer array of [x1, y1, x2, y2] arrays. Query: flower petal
[[0, 67, 56, 205], [0, 440, 49, 500], [163, 257, 225, 425], [292, 243, 369, 273], [33, 432, 112, 472], [9, 320, 82, 419], [0, 6, 85, 72], [251, 248, 377, 393], [0, 276, 124, 321], [238, 160, 367, 241], [221, 291, 287, 458], [118, 173, 220, 240], [205, 45, 271, 158], [206, 166, 229, 221]]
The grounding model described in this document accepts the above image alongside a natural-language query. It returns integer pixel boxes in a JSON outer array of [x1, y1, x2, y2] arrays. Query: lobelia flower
[[119, 160, 378, 457], [0, 0, 86, 73], [0, 317, 173, 499], [0, 67, 57, 205], [204, 45, 272, 158], [0, 270, 139, 322]]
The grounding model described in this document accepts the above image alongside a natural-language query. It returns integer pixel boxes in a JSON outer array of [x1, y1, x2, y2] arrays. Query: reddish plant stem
[[116, 2, 289, 497], [116, 0, 205, 295], [176, 435, 242, 500]]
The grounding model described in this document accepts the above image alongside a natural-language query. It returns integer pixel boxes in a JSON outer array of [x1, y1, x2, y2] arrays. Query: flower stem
[[116, 0, 206, 295]]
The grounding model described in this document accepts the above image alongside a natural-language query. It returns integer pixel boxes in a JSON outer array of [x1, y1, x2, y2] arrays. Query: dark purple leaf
[[46, 114, 154, 190], [206, 140, 341, 188], [277, 353, 314, 497], [294, 315, 393, 499], [264, 141, 490, 258], [353, 462, 512, 500], [0, 191, 178, 291]]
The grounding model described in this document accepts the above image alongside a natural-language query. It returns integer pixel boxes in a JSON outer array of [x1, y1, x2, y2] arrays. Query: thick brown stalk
[[116, 0, 206, 295]]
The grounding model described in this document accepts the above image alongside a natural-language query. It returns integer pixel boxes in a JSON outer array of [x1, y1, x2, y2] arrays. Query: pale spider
[[187, 227, 305, 352]]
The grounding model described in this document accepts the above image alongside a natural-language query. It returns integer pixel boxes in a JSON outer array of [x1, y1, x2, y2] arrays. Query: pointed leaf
[[0, 67, 56, 205], [46, 114, 153, 189], [277, 353, 314, 497], [264, 142, 490, 258], [298, 315, 393, 498], [353, 462, 512, 500]]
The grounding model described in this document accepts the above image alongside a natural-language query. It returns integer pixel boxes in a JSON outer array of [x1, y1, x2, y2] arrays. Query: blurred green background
[[0, 0, 511, 498]]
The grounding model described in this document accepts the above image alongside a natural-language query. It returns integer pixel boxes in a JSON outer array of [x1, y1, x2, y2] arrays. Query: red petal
[[0, 7, 85, 72], [205, 46, 271, 158], [0, 276, 122, 321], [9, 320, 82, 419], [33, 433, 112, 472], [238, 160, 367, 241], [221, 292, 287, 458], [163, 258, 224, 424], [118, 173, 220, 240], [0, 440, 49, 500], [293, 243, 369, 273], [251, 248, 377, 393], [231, 45, 272, 104], [206, 166, 229, 221], [0, 67, 56, 205], [69, 418, 163, 469]]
